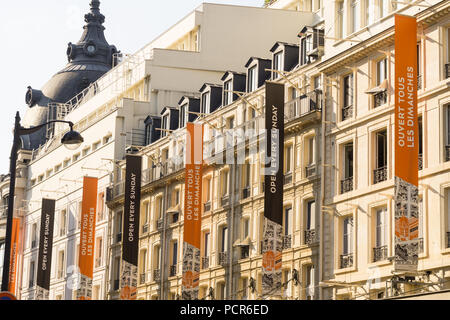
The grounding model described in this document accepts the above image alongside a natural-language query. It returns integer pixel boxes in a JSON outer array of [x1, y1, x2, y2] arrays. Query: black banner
[[264, 82, 285, 225], [122, 155, 142, 266], [36, 199, 55, 292]]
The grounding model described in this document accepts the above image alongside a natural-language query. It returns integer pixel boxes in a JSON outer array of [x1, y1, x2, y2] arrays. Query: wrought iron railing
[[140, 273, 146, 284], [242, 187, 251, 200], [447, 232, 450, 249], [373, 245, 388, 262], [340, 177, 353, 194], [418, 154, 423, 171], [374, 91, 387, 108], [418, 238, 424, 253], [305, 229, 317, 245], [221, 195, 230, 208], [169, 265, 177, 277], [282, 235, 292, 250], [142, 224, 148, 234], [284, 172, 293, 185], [373, 166, 388, 184], [116, 233, 122, 243], [218, 252, 228, 266], [157, 219, 163, 230], [342, 105, 353, 121], [306, 164, 316, 178], [446, 146, 450, 162], [202, 257, 210, 269], [340, 253, 354, 269], [204, 201, 211, 213], [417, 74, 422, 90], [153, 269, 161, 282], [285, 91, 322, 123]]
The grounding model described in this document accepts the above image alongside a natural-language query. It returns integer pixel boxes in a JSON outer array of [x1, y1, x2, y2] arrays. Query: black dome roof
[[22, 0, 118, 150]]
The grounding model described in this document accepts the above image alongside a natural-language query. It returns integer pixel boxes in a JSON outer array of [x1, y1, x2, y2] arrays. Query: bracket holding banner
[[265, 69, 303, 94], [187, 111, 223, 130], [226, 90, 263, 116]]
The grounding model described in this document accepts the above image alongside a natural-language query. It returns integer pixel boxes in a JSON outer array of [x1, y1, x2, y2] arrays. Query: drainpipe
[[319, 73, 327, 300], [160, 183, 169, 299], [105, 202, 113, 300], [228, 160, 237, 299]]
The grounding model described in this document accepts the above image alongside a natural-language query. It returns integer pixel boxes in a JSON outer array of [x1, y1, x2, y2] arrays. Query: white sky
[[0, 0, 263, 174]]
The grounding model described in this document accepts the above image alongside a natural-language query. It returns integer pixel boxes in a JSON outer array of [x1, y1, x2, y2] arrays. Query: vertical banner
[[8, 218, 20, 295], [76, 177, 98, 300], [120, 155, 142, 300], [262, 82, 284, 297], [182, 123, 204, 300], [36, 199, 56, 300], [394, 14, 419, 272]]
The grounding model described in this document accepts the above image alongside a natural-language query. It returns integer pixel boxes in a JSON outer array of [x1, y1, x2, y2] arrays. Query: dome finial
[[85, 0, 104, 25]]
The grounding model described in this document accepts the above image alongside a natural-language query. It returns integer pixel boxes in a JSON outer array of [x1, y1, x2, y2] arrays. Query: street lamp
[[1, 112, 84, 292]]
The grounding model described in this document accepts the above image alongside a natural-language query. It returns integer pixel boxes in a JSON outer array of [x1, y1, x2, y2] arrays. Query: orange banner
[[395, 14, 418, 186], [8, 218, 20, 295], [394, 14, 419, 271], [77, 176, 98, 300], [182, 123, 203, 300]]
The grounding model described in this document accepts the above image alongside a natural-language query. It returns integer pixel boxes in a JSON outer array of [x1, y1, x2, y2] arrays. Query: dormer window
[[223, 80, 233, 106], [273, 52, 283, 79], [161, 114, 169, 138], [201, 91, 210, 114], [299, 27, 324, 66], [248, 66, 257, 92], [179, 103, 187, 128]]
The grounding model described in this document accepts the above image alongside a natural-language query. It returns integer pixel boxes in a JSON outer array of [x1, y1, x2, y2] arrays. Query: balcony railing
[[204, 201, 211, 213], [153, 269, 161, 282], [373, 166, 388, 184], [304, 229, 317, 245], [218, 252, 228, 266], [374, 91, 387, 108], [340, 177, 353, 194], [373, 245, 388, 262], [113, 181, 125, 198], [340, 253, 354, 269], [342, 105, 353, 121], [169, 265, 177, 277], [445, 63, 450, 79], [282, 235, 292, 250], [202, 257, 210, 270], [242, 187, 251, 200], [140, 273, 146, 284], [418, 154, 423, 171], [446, 146, 450, 162], [306, 164, 316, 178], [221, 195, 230, 208], [285, 91, 322, 123], [284, 172, 293, 185]]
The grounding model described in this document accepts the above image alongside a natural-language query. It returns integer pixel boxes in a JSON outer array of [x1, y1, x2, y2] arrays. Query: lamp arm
[[18, 120, 74, 136]]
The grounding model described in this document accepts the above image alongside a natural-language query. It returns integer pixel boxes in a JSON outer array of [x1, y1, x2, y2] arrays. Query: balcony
[[142, 224, 149, 234], [202, 257, 210, 270], [282, 235, 292, 250], [446, 146, 450, 162], [373, 245, 388, 262], [204, 201, 211, 213], [341, 105, 353, 121], [106, 186, 114, 202], [116, 233, 122, 243], [153, 269, 161, 282], [285, 91, 322, 123], [373, 166, 388, 184], [374, 91, 387, 108], [446, 63, 450, 79], [218, 252, 228, 266], [340, 253, 354, 269], [140, 273, 146, 284], [221, 195, 230, 208], [304, 229, 317, 245], [306, 164, 316, 178], [284, 172, 293, 185], [157, 219, 163, 231], [340, 177, 353, 194], [169, 265, 177, 277], [418, 154, 423, 171], [113, 181, 125, 198], [242, 187, 251, 200]]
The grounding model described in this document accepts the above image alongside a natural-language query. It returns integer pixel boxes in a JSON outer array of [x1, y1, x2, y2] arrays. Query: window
[[350, 0, 360, 34], [31, 223, 37, 248], [305, 265, 315, 300], [141, 202, 149, 233], [220, 170, 229, 197], [248, 66, 257, 92], [139, 249, 147, 282], [223, 80, 233, 106], [113, 257, 120, 290], [336, 1, 344, 38], [273, 52, 283, 79], [103, 135, 112, 144], [60, 210, 67, 236], [161, 114, 169, 138], [77, 201, 83, 230], [115, 211, 123, 243], [95, 237, 103, 268], [374, 130, 388, 184], [284, 145, 293, 174], [283, 207, 293, 240], [374, 207, 388, 261], [221, 226, 228, 253], [57, 250, 65, 279], [379, 0, 389, 19], [419, 116, 423, 170], [376, 58, 387, 86], [217, 282, 226, 300], [306, 136, 316, 166], [341, 143, 354, 194], [179, 104, 187, 128], [29, 260, 35, 288], [92, 141, 101, 151], [365, 0, 375, 26], [446, 27, 450, 78], [446, 189, 450, 248], [306, 201, 316, 231], [300, 37, 308, 66], [204, 232, 210, 257], [97, 192, 105, 222], [343, 217, 354, 256], [446, 106, 450, 159], [241, 278, 249, 300], [226, 116, 235, 130], [201, 91, 210, 115], [342, 74, 353, 121]]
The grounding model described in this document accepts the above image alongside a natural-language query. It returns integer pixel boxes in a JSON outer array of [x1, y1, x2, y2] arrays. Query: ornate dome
[[22, 0, 118, 150]]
